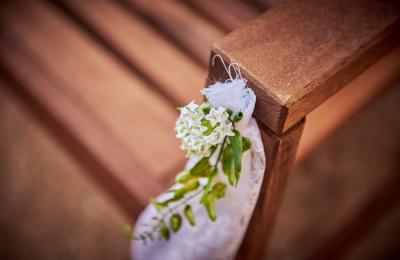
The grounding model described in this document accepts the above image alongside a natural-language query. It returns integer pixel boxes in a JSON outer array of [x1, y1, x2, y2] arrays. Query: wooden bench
[[208, 1, 400, 258], [0, 0, 399, 259]]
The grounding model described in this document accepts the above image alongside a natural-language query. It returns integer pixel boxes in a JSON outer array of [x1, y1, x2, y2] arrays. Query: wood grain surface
[[126, 0, 225, 66], [0, 0, 185, 216], [211, 0, 400, 133], [59, 0, 205, 106], [184, 0, 262, 32], [264, 85, 400, 260], [0, 82, 130, 260], [0, 0, 399, 258], [297, 46, 400, 162], [236, 120, 304, 259]]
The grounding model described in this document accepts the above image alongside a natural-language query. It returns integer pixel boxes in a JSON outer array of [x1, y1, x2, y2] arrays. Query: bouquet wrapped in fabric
[[131, 56, 266, 260]]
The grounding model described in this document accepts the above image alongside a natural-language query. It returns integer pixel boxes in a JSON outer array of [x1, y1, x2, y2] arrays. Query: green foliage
[[170, 214, 182, 232], [200, 182, 226, 221], [184, 205, 196, 226], [132, 108, 253, 242], [151, 198, 167, 212], [230, 130, 243, 185], [190, 157, 212, 177], [212, 183, 227, 198], [182, 179, 200, 193], [222, 144, 236, 186], [242, 136, 251, 152], [202, 191, 217, 221], [167, 190, 185, 203], [175, 170, 192, 183], [222, 130, 245, 187], [159, 224, 170, 240], [161, 179, 200, 206], [200, 168, 217, 204]]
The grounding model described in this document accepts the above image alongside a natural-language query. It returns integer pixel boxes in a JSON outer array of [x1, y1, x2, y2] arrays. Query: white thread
[[211, 54, 246, 84]]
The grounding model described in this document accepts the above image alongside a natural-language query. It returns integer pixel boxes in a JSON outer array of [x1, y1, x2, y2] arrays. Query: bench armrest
[[209, 0, 400, 133]]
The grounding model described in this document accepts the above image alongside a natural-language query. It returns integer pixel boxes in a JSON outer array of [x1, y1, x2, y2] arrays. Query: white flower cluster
[[175, 101, 235, 157]]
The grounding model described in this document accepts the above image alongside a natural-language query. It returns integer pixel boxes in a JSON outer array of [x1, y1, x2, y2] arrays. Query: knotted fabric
[[132, 61, 266, 260]]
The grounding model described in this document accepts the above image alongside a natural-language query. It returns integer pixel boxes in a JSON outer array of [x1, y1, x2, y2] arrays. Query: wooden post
[[235, 119, 304, 259], [200, 79, 305, 258], [208, 50, 305, 260]]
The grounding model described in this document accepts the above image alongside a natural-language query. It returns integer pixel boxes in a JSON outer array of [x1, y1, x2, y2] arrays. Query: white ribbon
[[132, 57, 266, 260]]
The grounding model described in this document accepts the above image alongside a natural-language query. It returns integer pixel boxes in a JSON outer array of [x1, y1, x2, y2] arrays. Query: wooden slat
[[0, 1, 184, 215], [265, 83, 400, 259], [343, 200, 400, 260], [310, 173, 400, 260], [185, 0, 261, 32], [126, 0, 225, 66], [236, 120, 304, 259], [251, 0, 282, 9], [210, 0, 400, 134], [58, 0, 205, 106], [297, 46, 400, 162], [0, 82, 131, 260]]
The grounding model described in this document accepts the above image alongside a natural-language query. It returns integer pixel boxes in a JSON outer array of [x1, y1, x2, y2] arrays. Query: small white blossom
[[175, 101, 234, 157], [215, 122, 235, 141], [205, 107, 229, 127], [204, 131, 219, 146]]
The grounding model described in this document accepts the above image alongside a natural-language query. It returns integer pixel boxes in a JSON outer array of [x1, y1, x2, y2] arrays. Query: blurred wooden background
[[0, 0, 399, 259]]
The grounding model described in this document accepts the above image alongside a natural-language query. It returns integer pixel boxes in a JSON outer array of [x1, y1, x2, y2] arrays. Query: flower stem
[[135, 138, 227, 242], [215, 137, 226, 166]]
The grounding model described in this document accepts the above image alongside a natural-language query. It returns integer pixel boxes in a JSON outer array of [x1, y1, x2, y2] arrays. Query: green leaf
[[222, 131, 246, 187], [242, 137, 251, 152], [170, 214, 182, 232], [222, 144, 236, 186], [190, 157, 212, 177], [166, 179, 200, 204], [230, 130, 243, 186], [183, 179, 200, 192], [167, 190, 185, 203], [151, 198, 167, 212], [203, 192, 217, 221], [175, 170, 192, 183], [159, 224, 170, 240], [184, 205, 196, 226], [200, 168, 217, 204], [212, 183, 227, 198]]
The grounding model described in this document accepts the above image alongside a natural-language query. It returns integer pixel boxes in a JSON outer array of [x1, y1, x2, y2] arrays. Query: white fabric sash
[[132, 78, 266, 260]]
